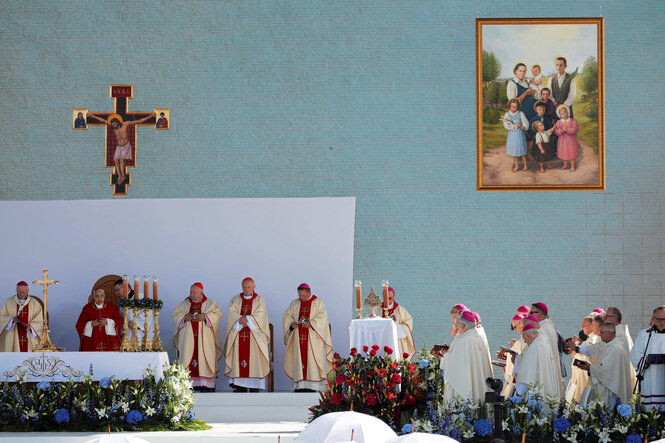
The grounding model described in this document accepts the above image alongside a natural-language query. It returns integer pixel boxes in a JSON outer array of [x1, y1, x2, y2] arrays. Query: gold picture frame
[[476, 18, 605, 191]]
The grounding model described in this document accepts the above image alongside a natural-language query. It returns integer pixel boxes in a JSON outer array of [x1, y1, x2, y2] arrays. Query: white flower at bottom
[[23, 409, 38, 420], [95, 408, 108, 419], [463, 429, 475, 439], [119, 401, 130, 413], [567, 431, 578, 443], [145, 406, 156, 417], [502, 420, 510, 431]]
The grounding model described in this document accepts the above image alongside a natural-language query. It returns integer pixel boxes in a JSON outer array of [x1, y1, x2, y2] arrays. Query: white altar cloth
[[349, 317, 400, 360], [0, 352, 170, 382]]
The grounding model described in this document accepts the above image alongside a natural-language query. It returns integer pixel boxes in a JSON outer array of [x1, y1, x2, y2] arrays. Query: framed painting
[[476, 18, 605, 191]]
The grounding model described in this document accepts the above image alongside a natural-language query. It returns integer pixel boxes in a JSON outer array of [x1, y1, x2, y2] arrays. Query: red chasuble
[[75, 302, 123, 351], [238, 293, 257, 378], [16, 304, 30, 352], [298, 296, 316, 379], [187, 295, 207, 377]]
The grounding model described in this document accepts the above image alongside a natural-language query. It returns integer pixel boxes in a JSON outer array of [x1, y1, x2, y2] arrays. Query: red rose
[[362, 345, 369, 353], [391, 362, 398, 369], [365, 369, 375, 378], [333, 352, 340, 360], [369, 349, 377, 357], [391, 373, 402, 384], [384, 346, 393, 355], [346, 377, 356, 387], [350, 348, 358, 357], [331, 393, 344, 405], [376, 368, 388, 377], [372, 344, 380, 351], [402, 352, 410, 359], [335, 374, 346, 385], [366, 393, 378, 406], [403, 393, 416, 407]]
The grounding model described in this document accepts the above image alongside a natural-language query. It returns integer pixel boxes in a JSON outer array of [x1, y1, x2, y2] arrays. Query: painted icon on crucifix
[[73, 85, 168, 196], [73, 109, 88, 130], [155, 109, 170, 130]]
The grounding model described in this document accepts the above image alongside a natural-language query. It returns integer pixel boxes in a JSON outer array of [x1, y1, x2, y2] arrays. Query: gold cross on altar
[[32, 269, 59, 351]]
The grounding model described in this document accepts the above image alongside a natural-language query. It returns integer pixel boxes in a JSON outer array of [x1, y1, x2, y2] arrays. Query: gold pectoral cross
[[32, 269, 59, 351]]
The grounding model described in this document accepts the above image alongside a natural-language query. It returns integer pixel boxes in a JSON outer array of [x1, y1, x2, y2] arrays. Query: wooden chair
[[89, 274, 122, 305], [268, 323, 275, 392]]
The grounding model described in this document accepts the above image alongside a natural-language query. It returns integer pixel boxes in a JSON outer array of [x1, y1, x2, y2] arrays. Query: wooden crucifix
[[74, 85, 169, 197], [33, 269, 59, 352]]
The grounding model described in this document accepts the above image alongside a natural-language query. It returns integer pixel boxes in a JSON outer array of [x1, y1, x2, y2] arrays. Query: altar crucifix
[[32, 269, 59, 352], [74, 85, 169, 197]]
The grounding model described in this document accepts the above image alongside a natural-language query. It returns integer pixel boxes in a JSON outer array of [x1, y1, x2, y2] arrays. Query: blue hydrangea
[[426, 392, 434, 399], [401, 423, 412, 434], [100, 377, 111, 389], [527, 395, 542, 411], [473, 419, 493, 437], [626, 435, 642, 443], [553, 417, 572, 434], [449, 426, 458, 440], [54, 408, 70, 424], [509, 395, 522, 404], [617, 403, 632, 418], [187, 411, 195, 420], [36, 381, 50, 390], [125, 410, 143, 425], [418, 359, 431, 369]]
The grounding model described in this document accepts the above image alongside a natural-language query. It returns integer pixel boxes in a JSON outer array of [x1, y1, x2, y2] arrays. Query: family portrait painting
[[476, 18, 605, 191]]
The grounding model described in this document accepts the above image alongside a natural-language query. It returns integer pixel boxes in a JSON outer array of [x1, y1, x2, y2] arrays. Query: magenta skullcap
[[593, 308, 605, 314], [454, 303, 467, 311], [517, 305, 530, 314], [388, 287, 395, 293], [460, 310, 476, 322], [297, 283, 310, 290], [512, 314, 525, 321], [471, 311, 480, 320], [534, 302, 548, 314], [523, 324, 537, 332], [525, 315, 540, 323]]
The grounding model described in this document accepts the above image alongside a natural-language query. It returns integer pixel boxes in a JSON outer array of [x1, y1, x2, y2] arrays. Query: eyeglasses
[[604, 314, 617, 317], [654, 317, 665, 322], [529, 311, 537, 315]]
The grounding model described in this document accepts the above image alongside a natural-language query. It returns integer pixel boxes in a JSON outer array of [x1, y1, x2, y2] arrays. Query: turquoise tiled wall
[[1, 0, 664, 356]]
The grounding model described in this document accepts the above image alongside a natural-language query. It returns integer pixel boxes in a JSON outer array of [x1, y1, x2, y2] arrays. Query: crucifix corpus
[[33, 269, 59, 352]]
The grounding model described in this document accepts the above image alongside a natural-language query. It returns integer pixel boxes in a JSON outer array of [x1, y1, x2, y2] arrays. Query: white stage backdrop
[[0, 197, 355, 391]]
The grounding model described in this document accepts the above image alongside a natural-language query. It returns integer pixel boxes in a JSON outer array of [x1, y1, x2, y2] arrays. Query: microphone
[[646, 325, 657, 333]]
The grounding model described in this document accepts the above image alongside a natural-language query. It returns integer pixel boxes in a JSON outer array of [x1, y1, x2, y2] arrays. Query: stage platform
[[0, 392, 318, 443]]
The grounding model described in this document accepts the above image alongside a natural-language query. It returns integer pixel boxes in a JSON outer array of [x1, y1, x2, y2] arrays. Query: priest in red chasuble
[[283, 283, 333, 392], [381, 287, 416, 360], [75, 287, 123, 352], [0, 281, 44, 352], [172, 282, 223, 392], [224, 277, 270, 392]]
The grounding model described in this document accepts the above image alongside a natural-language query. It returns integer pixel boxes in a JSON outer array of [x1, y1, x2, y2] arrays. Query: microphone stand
[[634, 327, 655, 395]]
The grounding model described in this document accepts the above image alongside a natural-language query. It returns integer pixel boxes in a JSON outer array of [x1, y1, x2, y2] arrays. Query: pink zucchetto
[[523, 324, 537, 332], [592, 308, 605, 314], [297, 283, 310, 290], [517, 305, 530, 314], [17, 281, 28, 287], [388, 287, 395, 293], [525, 315, 540, 323], [460, 310, 476, 322], [471, 312, 480, 321], [534, 302, 548, 314], [512, 314, 525, 321], [454, 303, 467, 311]]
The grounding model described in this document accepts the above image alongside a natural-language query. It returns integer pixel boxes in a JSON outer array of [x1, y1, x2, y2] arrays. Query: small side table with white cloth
[[349, 317, 400, 360]]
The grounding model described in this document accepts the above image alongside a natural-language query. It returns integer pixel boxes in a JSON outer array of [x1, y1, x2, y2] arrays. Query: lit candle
[[143, 276, 150, 299], [354, 280, 362, 310], [153, 276, 159, 301], [382, 280, 389, 315], [122, 275, 129, 299], [134, 275, 140, 299]]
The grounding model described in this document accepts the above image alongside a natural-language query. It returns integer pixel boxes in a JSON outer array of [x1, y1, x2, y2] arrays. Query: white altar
[[0, 352, 170, 382], [349, 317, 401, 360]]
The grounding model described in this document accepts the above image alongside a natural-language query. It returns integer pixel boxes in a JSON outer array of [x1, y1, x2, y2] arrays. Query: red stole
[[16, 302, 30, 352], [382, 301, 399, 318], [238, 293, 257, 378], [298, 295, 316, 379], [188, 294, 207, 377]]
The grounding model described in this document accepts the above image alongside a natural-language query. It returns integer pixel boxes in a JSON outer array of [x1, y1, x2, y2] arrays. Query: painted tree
[[482, 50, 501, 83]]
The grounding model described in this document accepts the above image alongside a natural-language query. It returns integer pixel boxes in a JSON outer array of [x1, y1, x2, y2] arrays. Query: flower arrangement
[[0, 362, 209, 432], [309, 345, 441, 428], [412, 386, 665, 443], [118, 298, 164, 311]]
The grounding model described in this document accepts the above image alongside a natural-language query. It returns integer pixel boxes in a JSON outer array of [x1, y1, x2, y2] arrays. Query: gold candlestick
[[141, 309, 152, 351], [152, 309, 163, 352], [130, 307, 141, 351], [120, 306, 131, 351]]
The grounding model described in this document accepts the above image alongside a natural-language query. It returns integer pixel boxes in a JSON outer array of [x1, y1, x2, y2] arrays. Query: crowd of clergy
[[1, 278, 663, 408]]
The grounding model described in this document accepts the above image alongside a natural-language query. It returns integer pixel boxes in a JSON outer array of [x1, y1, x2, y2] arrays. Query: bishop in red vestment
[[75, 288, 123, 351]]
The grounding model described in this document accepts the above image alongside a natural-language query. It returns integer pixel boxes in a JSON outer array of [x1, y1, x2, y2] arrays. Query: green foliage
[[586, 103, 598, 120], [580, 56, 598, 98], [482, 51, 501, 83], [0, 362, 209, 432], [485, 82, 499, 107], [309, 345, 442, 429]]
